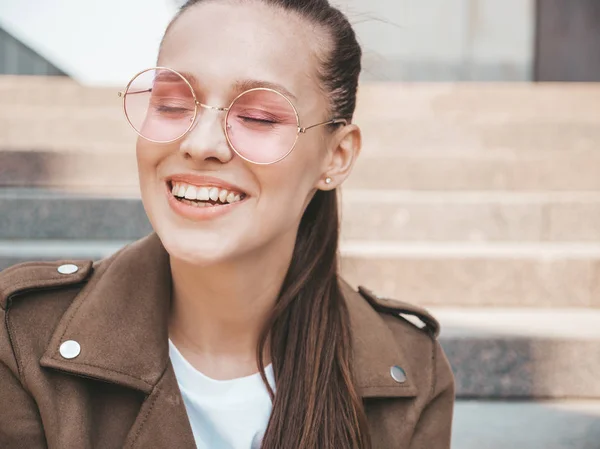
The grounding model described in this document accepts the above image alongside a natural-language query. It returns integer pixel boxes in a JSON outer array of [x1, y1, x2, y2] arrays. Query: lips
[[165, 180, 247, 221]]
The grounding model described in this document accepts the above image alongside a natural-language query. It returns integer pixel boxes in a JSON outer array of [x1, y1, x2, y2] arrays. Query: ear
[[317, 124, 362, 190]]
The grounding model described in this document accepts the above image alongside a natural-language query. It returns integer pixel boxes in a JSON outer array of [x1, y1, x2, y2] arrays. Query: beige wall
[[335, 0, 536, 81]]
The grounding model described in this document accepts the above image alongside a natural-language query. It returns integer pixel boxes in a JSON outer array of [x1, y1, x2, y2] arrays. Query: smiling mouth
[[167, 181, 248, 208]]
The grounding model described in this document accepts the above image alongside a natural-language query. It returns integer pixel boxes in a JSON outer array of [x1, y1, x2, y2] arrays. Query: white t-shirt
[[168, 338, 276, 449]]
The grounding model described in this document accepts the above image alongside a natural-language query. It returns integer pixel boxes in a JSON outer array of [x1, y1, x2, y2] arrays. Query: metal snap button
[[57, 264, 79, 275], [390, 365, 407, 383], [60, 340, 81, 359]]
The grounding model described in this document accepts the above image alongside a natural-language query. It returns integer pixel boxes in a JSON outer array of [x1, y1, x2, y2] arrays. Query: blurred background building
[[1, 1, 600, 448], [1, 0, 599, 83]]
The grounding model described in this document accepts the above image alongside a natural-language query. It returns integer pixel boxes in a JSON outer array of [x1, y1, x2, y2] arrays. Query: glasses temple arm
[[299, 118, 348, 133], [118, 88, 153, 97]]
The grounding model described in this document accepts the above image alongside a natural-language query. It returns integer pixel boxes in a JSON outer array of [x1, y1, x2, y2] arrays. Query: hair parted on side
[[161, 0, 368, 448]]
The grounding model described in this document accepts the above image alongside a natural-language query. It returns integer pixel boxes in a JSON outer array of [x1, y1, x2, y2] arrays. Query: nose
[[178, 105, 233, 164]]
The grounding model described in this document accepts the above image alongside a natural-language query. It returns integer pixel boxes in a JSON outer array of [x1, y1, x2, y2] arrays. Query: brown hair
[[161, 1, 367, 447]]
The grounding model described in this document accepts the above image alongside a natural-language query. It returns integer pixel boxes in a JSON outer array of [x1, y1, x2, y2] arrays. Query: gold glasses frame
[[118, 66, 348, 165]]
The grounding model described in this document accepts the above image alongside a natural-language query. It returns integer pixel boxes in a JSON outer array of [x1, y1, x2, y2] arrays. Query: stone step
[[0, 189, 153, 240], [342, 190, 600, 242], [2, 148, 600, 191], [452, 400, 600, 449], [1, 239, 600, 308], [356, 120, 600, 156], [350, 151, 600, 191], [0, 148, 600, 192], [3, 188, 600, 242], [0, 150, 138, 191], [5, 113, 600, 155], [353, 84, 600, 124], [436, 308, 600, 398], [340, 241, 600, 308]]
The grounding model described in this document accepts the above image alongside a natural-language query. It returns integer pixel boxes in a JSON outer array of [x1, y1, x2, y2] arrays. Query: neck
[[167, 230, 296, 376]]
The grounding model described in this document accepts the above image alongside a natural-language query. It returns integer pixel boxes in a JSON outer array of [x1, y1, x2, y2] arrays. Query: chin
[[156, 224, 245, 267]]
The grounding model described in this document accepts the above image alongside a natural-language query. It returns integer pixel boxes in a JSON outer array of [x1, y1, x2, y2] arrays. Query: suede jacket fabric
[[0, 232, 455, 449]]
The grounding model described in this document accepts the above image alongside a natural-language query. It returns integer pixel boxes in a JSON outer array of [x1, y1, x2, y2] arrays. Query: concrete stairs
[[1, 77, 600, 448]]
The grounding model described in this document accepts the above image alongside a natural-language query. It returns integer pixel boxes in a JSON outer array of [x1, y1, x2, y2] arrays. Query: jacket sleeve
[[409, 341, 455, 449], [0, 309, 47, 448]]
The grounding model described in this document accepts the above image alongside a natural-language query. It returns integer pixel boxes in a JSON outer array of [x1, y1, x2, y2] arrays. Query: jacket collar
[[40, 232, 417, 398]]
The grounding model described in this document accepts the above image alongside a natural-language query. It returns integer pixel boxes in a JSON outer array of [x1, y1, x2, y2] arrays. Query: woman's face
[[137, 1, 351, 265]]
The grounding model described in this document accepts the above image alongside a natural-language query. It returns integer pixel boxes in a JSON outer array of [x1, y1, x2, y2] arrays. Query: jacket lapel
[[122, 362, 197, 449], [39, 233, 198, 448], [40, 232, 172, 392], [39, 232, 417, 447]]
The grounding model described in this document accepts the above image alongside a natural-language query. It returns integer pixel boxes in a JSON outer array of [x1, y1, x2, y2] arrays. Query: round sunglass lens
[[124, 68, 196, 143], [225, 89, 299, 164]]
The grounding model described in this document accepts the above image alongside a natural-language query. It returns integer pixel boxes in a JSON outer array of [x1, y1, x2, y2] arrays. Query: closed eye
[[156, 105, 193, 114], [239, 116, 277, 124]]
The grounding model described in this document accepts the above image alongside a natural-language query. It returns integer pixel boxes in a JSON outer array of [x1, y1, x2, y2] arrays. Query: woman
[[0, 0, 454, 448]]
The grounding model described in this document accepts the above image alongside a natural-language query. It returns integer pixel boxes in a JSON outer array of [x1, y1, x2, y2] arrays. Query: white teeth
[[170, 181, 245, 203], [184, 185, 197, 200], [219, 189, 229, 203], [181, 198, 208, 207], [196, 187, 210, 201], [171, 182, 181, 196]]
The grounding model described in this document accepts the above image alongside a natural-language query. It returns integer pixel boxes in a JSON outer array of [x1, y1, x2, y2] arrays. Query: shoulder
[[345, 281, 454, 401], [0, 259, 96, 381], [355, 284, 441, 338], [0, 260, 95, 311]]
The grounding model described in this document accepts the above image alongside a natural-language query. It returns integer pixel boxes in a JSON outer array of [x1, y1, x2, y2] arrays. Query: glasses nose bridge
[[197, 101, 229, 113], [185, 99, 232, 142], [187, 100, 231, 134]]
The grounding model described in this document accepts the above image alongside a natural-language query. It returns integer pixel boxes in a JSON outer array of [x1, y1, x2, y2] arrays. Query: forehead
[[159, 1, 326, 104]]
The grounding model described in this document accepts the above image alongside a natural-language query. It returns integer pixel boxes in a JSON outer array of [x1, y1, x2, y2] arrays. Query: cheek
[[268, 139, 320, 186], [136, 140, 176, 224], [136, 139, 156, 172], [136, 139, 172, 185], [255, 140, 323, 215], [136, 139, 151, 180]]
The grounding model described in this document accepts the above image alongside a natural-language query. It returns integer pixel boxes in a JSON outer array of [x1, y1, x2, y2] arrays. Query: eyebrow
[[233, 79, 298, 102], [176, 70, 298, 102]]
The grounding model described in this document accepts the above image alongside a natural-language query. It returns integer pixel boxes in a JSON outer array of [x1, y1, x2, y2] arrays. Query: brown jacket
[[0, 232, 454, 449]]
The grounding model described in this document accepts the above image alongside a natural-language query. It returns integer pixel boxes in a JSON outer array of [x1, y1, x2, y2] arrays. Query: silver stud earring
[[325, 177, 332, 184]]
